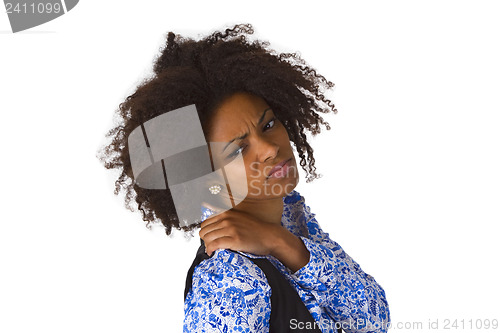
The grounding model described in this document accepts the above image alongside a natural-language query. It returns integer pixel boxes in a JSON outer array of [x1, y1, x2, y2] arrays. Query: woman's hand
[[199, 209, 279, 256], [199, 209, 310, 272]]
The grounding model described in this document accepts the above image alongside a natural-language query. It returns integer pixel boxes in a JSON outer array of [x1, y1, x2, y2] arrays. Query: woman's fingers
[[199, 215, 241, 255], [202, 227, 230, 249], [204, 236, 234, 255], [199, 218, 226, 239], [200, 210, 231, 229]]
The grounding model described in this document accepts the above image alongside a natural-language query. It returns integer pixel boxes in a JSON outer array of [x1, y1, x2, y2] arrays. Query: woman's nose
[[257, 137, 279, 163]]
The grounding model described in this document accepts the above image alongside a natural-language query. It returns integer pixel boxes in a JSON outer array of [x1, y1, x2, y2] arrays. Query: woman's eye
[[264, 118, 276, 131], [227, 146, 244, 159], [225, 119, 276, 159]]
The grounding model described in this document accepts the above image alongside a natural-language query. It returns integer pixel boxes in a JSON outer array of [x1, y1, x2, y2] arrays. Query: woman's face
[[205, 92, 299, 204]]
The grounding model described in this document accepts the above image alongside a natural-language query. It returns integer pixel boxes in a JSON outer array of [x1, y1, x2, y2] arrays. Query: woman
[[97, 24, 390, 332]]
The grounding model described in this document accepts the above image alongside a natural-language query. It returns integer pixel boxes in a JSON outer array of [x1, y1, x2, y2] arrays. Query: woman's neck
[[233, 196, 285, 225]]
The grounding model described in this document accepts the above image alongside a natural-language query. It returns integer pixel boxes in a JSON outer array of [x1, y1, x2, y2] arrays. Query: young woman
[[98, 23, 390, 333]]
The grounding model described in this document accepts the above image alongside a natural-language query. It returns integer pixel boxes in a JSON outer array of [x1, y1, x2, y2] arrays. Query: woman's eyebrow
[[222, 108, 272, 152], [257, 107, 272, 126]]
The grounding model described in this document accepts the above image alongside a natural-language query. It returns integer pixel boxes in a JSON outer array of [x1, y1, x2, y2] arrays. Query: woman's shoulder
[[185, 251, 272, 332], [191, 248, 271, 294]]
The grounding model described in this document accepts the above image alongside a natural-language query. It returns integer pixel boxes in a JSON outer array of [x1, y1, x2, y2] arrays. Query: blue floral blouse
[[184, 190, 390, 332]]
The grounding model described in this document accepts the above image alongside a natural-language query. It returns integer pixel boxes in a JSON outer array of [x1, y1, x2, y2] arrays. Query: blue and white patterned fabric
[[184, 190, 390, 332]]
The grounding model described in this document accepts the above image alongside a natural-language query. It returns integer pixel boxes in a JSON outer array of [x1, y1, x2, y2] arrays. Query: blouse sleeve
[[184, 249, 272, 333], [289, 200, 391, 333]]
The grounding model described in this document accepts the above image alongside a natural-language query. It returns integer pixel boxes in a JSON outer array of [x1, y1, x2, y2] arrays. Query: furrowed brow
[[222, 108, 272, 152]]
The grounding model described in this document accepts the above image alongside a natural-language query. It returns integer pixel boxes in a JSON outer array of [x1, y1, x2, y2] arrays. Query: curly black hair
[[96, 23, 337, 236]]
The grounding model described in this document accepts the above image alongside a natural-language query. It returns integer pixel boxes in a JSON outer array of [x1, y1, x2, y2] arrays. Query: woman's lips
[[267, 158, 292, 179]]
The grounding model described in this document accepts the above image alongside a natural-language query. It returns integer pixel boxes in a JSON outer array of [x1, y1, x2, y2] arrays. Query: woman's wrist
[[269, 226, 310, 273]]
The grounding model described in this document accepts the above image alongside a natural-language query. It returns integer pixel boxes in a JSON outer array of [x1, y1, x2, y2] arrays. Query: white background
[[1, 1, 499, 332]]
